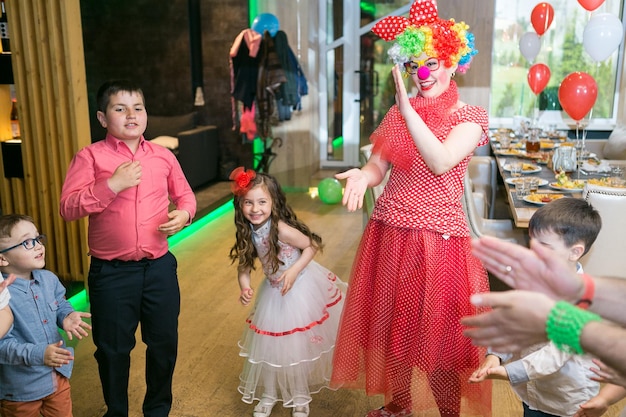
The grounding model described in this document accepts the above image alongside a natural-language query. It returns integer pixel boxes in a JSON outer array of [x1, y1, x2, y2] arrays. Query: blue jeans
[[88, 252, 180, 417], [523, 402, 560, 417]]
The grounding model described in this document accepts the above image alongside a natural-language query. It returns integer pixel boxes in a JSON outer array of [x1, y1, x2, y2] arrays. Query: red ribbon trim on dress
[[246, 293, 343, 337]]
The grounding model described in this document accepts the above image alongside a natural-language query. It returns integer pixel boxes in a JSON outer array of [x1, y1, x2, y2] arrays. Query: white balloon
[[519, 31, 541, 62], [583, 13, 624, 62]]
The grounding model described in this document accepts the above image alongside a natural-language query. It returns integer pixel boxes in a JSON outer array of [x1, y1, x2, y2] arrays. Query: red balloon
[[558, 72, 598, 122], [531, 3, 555, 36], [577, 0, 605, 11], [527, 63, 551, 95]]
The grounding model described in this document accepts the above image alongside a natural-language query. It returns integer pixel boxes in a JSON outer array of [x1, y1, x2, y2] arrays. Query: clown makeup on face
[[373, 0, 477, 78], [408, 53, 457, 98]]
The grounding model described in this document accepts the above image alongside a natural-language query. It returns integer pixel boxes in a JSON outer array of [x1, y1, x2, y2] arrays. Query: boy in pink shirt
[[60, 80, 196, 417]]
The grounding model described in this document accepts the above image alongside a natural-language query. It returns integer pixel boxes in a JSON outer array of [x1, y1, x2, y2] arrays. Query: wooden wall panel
[[0, 0, 91, 284]]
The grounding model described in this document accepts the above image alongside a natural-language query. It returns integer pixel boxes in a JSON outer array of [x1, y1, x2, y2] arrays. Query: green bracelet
[[546, 301, 602, 354]]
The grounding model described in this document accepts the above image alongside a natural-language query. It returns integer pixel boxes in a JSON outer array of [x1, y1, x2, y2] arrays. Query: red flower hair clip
[[229, 167, 257, 196]]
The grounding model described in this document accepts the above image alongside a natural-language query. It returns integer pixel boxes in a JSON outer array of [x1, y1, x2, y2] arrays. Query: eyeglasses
[[0, 235, 47, 254], [403, 58, 440, 75]]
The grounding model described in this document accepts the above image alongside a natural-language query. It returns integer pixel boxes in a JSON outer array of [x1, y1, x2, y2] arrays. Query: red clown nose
[[417, 66, 430, 80]]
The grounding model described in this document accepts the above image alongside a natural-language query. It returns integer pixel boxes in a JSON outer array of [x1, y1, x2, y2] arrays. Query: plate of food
[[539, 140, 557, 150], [587, 177, 626, 189], [495, 149, 524, 156], [549, 181, 585, 192], [551, 171, 586, 191], [523, 193, 566, 205], [524, 151, 551, 164], [504, 163, 542, 174], [505, 177, 548, 187]]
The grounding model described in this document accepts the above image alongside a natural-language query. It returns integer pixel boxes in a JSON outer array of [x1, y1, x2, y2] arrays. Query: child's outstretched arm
[[574, 383, 626, 417], [276, 221, 317, 296], [238, 267, 254, 306], [469, 354, 507, 382], [62, 311, 92, 341]]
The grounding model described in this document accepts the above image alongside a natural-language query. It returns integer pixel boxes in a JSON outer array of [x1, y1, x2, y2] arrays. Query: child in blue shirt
[[0, 214, 91, 417]]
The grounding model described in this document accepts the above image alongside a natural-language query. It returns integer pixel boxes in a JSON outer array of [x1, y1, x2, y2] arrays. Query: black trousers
[[523, 402, 560, 417], [88, 252, 180, 417]]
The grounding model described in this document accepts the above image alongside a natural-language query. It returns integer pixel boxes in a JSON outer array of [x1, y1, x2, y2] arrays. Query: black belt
[[91, 256, 154, 267]]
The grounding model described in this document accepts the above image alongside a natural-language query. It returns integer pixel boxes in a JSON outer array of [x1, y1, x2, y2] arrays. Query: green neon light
[[168, 199, 233, 249], [361, 2, 376, 17], [253, 138, 264, 154], [249, 2, 259, 27], [68, 288, 89, 312], [332, 136, 343, 149]]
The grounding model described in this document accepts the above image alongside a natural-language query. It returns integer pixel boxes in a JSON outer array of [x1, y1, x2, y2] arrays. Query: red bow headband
[[371, 0, 476, 72], [372, 0, 439, 41], [229, 167, 257, 196]]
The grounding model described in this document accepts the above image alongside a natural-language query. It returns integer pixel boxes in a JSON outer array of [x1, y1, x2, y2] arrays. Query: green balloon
[[318, 178, 343, 204]]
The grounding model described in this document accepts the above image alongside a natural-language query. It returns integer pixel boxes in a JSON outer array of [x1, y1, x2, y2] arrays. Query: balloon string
[[533, 94, 538, 127]]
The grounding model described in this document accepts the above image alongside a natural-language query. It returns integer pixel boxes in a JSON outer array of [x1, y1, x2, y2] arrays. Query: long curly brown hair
[[229, 172, 323, 274]]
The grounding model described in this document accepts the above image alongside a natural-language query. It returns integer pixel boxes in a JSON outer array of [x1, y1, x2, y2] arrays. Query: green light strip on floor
[[168, 199, 233, 249], [67, 199, 234, 308]]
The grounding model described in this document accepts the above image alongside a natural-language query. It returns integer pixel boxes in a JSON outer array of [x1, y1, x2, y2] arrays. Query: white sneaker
[[292, 404, 310, 417], [253, 397, 276, 417]]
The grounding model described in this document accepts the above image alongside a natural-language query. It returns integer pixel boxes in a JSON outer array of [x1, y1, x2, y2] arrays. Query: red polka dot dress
[[331, 82, 492, 417]]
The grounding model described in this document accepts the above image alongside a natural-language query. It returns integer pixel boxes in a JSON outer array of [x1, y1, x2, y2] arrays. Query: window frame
[[488, 0, 625, 131]]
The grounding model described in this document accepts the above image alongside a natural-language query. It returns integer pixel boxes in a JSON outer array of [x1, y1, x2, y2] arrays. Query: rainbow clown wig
[[372, 0, 477, 73]]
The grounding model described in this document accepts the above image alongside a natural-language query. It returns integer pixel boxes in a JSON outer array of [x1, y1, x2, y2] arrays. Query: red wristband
[[575, 273, 594, 310]]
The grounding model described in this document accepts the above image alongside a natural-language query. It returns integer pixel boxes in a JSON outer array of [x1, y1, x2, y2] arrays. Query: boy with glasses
[[0, 214, 91, 417]]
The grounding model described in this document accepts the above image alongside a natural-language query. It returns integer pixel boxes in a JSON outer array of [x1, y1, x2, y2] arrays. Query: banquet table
[[490, 140, 609, 228]]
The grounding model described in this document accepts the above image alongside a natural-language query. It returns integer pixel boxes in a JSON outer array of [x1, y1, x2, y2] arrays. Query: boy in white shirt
[[469, 198, 614, 417]]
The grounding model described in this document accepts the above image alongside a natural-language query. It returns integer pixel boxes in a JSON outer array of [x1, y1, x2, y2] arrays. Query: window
[[490, 0, 624, 130]]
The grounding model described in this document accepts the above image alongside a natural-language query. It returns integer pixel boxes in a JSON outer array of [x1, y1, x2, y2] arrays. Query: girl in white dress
[[228, 167, 346, 417]]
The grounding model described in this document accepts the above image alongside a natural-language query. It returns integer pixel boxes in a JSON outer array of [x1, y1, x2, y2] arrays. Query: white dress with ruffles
[[238, 220, 346, 407]]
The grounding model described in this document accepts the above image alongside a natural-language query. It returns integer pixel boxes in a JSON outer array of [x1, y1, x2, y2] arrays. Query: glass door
[[320, 0, 410, 168]]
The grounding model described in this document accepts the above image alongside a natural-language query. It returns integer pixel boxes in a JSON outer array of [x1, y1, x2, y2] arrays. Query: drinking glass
[[499, 135, 511, 151], [528, 178, 539, 194], [515, 178, 530, 198], [510, 161, 523, 178]]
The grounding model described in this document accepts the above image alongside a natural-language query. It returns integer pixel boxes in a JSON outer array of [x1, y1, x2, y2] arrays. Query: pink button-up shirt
[[60, 134, 197, 261]]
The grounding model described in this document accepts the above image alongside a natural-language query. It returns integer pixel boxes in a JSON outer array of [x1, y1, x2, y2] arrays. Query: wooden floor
[[68, 190, 626, 417]]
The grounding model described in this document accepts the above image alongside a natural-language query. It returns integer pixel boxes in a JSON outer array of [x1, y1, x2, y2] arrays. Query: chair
[[144, 112, 219, 190], [581, 184, 626, 278], [461, 172, 526, 245], [468, 155, 497, 218]]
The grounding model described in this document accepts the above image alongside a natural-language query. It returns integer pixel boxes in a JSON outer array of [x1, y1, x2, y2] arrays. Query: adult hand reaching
[[471, 236, 584, 302], [335, 168, 368, 212], [461, 290, 555, 352]]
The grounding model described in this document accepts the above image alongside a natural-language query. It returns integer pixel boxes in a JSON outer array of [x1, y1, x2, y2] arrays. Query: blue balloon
[[251, 13, 279, 37]]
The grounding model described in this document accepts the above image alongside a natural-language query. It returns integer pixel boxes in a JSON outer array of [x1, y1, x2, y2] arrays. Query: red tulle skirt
[[331, 220, 492, 416]]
